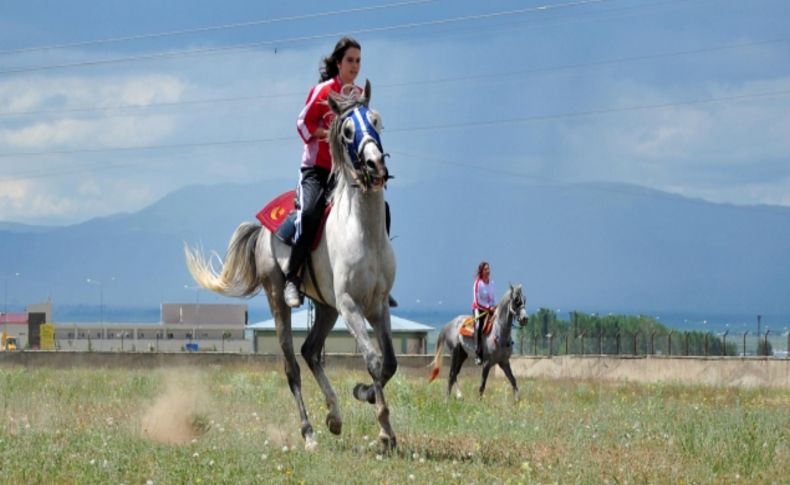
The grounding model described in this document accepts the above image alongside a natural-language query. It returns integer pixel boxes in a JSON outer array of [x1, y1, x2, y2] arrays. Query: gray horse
[[185, 80, 398, 450], [429, 284, 528, 400]]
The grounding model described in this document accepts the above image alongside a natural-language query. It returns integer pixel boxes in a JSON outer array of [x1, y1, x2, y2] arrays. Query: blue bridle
[[342, 105, 384, 170]]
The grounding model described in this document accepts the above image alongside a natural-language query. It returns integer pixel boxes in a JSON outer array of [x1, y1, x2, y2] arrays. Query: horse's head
[[508, 283, 528, 328], [327, 80, 389, 191]]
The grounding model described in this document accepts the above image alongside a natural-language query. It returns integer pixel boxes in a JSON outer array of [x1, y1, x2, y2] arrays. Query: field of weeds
[[1, 363, 789, 483]]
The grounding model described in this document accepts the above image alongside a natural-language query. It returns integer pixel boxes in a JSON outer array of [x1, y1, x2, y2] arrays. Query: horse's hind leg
[[447, 348, 467, 399], [264, 288, 317, 450], [499, 360, 520, 402], [300, 303, 342, 435]]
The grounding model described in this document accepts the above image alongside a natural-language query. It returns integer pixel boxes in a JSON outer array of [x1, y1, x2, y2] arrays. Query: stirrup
[[388, 294, 398, 307]]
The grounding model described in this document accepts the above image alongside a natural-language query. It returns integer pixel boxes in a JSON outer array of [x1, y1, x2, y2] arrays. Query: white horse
[[429, 284, 528, 400], [185, 80, 398, 450]]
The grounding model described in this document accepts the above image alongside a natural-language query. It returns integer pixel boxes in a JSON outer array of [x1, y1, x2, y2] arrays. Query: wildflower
[[408, 474, 415, 481], [261, 454, 268, 461], [209, 460, 214, 466], [146, 481, 154, 485], [89, 459, 96, 465], [282, 446, 289, 453], [192, 452, 200, 458], [376, 454, 383, 461]]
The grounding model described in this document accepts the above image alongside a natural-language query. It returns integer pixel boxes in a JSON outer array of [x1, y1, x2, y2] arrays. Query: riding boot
[[284, 240, 309, 308]]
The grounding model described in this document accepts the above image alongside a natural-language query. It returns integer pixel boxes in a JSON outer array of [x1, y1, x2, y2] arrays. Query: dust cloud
[[141, 368, 211, 445]]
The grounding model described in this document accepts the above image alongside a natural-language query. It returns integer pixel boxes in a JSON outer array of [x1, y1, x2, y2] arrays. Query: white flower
[[261, 454, 268, 461], [209, 460, 214, 466], [282, 446, 289, 453], [192, 452, 200, 458], [89, 459, 96, 465], [408, 474, 415, 481], [376, 454, 383, 461], [146, 481, 154, 485]]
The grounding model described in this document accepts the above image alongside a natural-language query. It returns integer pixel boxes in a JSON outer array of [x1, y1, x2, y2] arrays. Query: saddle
[[256, 190, 332, 251], [459, 313, 493, 338]]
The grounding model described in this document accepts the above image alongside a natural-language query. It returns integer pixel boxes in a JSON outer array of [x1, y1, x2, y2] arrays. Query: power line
[[3, 35, 785, 120], [1, 88, 787, 168], [0, 0, 438, 56], [0, 0, 611, 76]]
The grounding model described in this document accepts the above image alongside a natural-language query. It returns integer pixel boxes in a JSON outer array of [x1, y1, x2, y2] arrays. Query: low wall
[[508, 355, 790, 389], [2, 352, 789, 388]]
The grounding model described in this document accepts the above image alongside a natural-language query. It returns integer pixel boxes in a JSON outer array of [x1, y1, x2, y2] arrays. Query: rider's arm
[[297, 84, 329, 143]]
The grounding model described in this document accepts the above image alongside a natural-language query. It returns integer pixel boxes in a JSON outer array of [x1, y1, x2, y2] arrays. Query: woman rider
[[472, 261, 496, 365]]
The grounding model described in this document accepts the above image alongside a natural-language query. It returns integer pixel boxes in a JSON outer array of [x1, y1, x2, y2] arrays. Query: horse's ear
[[363, 79, 371, 106], [328, 94, 342, 115]]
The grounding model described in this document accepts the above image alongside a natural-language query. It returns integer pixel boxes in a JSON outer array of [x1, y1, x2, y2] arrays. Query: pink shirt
[[472, 277, 496, 311]]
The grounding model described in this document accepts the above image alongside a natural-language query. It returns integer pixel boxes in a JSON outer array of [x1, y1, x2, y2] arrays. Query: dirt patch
[[141, 368, 211, 444]]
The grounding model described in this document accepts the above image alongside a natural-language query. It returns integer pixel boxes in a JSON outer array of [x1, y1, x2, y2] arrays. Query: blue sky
[[1, 0, 788, 225]]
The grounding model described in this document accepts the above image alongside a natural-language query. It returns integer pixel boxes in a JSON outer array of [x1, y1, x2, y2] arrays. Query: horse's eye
[[342, 118, 355, 142], [366, 110, 382, 131]]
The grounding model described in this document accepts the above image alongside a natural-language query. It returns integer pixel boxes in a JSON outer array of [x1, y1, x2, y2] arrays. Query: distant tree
[[757, 339, 773, 357]]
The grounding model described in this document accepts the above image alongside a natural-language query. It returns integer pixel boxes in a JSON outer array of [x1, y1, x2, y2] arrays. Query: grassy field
[[1, 363, 789, 484]]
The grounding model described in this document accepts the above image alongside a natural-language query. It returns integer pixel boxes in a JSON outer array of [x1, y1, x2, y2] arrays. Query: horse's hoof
[[304, 436, 319, 452], [326, 413, 342, 435], [378, 432, 397, 450]]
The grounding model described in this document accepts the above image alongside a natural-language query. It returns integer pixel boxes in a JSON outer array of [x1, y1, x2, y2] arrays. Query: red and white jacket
[[296, 76, 360, 170], [472, 277, 496, 312]]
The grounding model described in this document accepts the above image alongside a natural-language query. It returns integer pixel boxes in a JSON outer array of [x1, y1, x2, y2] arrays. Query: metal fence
[[513, 330, 790, 358]]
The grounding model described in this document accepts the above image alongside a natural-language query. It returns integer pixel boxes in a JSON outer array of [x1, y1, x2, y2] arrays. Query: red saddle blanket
[[256, 190, 295, 233], [459, 314, 493, 338], [255, 190, 331, 250]]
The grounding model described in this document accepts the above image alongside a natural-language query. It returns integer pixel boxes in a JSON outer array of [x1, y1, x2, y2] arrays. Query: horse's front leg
[[300, 303, 343, 435], [478, 362, 494, 398], [498, 360, 520, 402], [338, 296, 397, 449]]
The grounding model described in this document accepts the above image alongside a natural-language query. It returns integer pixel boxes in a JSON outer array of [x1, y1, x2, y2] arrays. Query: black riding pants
[[286, 166, 330, 281]]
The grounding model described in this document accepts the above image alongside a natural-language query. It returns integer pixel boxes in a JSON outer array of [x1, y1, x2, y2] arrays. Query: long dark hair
[[319, 37, 361, 82], [476, 261, 490, 280]]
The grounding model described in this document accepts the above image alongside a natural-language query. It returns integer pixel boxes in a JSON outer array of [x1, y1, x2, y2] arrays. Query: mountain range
[[2, 177, 789, 324]]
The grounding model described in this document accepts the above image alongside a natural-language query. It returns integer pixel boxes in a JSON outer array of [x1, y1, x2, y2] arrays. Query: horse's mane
[[327, 87, 364, 201], [494, 287, 513, 318]]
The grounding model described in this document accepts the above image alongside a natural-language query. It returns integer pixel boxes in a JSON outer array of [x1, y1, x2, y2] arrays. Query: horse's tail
[[428, 324, 449, 383], [184, 222, 262, 298]]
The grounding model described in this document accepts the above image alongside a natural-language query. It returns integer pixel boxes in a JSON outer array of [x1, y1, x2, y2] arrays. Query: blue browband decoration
[[344, 106, 382, 163]]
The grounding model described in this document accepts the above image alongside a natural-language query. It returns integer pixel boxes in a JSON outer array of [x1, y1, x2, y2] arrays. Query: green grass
[[1, 364, 789, 484]]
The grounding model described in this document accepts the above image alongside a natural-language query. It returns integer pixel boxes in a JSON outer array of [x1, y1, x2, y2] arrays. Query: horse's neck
[[494, 298, 513, 339], [332, 180, 388, 244]]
